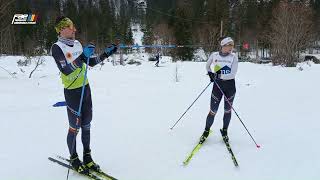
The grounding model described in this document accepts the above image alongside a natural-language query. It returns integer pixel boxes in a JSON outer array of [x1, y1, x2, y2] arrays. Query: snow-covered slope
[[1, 56, 320, 180]]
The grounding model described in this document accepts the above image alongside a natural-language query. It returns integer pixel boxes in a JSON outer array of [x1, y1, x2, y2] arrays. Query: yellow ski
[[183, 130, 212, 166]]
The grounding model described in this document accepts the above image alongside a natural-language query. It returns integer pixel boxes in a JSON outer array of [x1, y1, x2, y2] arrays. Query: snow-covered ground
[[1, 56, 320, 180]]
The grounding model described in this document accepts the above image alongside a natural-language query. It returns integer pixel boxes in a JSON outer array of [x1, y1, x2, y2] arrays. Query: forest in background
[[0, 0, 319, 66]]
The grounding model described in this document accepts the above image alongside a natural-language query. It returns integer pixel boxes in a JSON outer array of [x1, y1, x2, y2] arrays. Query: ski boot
[[70, 154, 89, 175], [83, 150, 101, 172], [220, 128, 229, 142], [199, 130, 210, 144]]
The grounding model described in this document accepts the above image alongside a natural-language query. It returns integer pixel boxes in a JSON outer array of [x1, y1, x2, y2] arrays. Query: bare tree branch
[[0, 0, 15, 19], [29, 56, 44, 78], [0, 65, 16, 78], [269, 1, 314, 66]]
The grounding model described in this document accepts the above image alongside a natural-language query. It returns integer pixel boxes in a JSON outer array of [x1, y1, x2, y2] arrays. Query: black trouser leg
[[205, 79, 236, 131], [222, 94, 235, 129], [205, 84, 223, 131], [81, 86, 92, 153], [221, 80, 236, 130], [64, 85, 93, 156]]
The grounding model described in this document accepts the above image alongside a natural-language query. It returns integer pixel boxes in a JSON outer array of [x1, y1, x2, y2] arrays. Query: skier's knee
[[209, 109, 216, 116], [224, 108, 232, 114], [81, 123, 91, 131], [69, 126, 79, 134]]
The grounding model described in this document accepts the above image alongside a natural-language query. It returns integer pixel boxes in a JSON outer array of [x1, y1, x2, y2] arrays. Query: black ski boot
[[220, 128, 229, 142], [70, 154, 89, 175], [199, 130, 210, 144], [83, 150, 100, 171]]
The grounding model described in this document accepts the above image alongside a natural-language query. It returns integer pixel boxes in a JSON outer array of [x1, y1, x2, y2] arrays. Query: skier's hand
[[83, 43, 95, 58], [208, 71, 217, 82], [104, 44, 118, 57]]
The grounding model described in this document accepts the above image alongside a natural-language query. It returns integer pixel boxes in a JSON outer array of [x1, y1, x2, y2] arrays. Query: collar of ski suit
[[58, 36, 75, 46], [219, 51, 230, 57]]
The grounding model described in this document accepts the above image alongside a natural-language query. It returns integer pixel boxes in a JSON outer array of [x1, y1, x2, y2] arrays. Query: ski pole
[[170, 82, 212, 130], [213, 79, 261, 148], [66, 55, 91, 180]]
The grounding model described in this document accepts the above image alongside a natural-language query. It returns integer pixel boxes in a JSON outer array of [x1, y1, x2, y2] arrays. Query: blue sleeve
[[51, 44, 83, 75]]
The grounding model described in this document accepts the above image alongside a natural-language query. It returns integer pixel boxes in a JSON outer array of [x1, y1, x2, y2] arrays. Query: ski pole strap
[[67, 105, 80, 117]]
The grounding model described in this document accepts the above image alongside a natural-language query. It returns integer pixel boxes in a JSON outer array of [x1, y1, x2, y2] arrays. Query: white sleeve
[[206, 53, 214, 72], [231, 55, 238, 77]]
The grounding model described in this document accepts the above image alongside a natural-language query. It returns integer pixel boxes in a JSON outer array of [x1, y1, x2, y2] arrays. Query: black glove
[[208, 71, 218, 82], [104, 44, 118, 56]]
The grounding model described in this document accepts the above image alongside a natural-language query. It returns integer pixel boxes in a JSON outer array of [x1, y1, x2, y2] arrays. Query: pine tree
[[14, 0, 34, 55], [310, 0, 320, 38], [173, 6, 194, 61]]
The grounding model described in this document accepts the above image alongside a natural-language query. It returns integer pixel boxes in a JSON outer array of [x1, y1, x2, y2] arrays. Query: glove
[[83, 44, 95, 58], [104, 44, 118, 56], [208, 71, 218, 82]]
